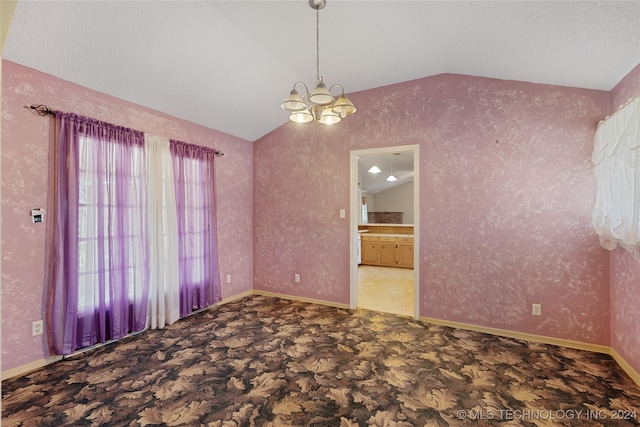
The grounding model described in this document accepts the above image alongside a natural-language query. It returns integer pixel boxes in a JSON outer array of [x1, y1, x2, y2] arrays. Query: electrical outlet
[[294, 274, 300, 283], [226, 274, 232, 284], [32, 320, 43, 336], [532, 304, 542, 316]]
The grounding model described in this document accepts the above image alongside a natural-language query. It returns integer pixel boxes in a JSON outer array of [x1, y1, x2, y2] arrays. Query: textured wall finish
[[1, 60, 253, 372], [253, 126, 351, 304], [255, 73, 611, 345], [609, 63, 640, 375]]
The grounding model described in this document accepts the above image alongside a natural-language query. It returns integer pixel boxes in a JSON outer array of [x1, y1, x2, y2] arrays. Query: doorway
[[349, 145, 420, 319]]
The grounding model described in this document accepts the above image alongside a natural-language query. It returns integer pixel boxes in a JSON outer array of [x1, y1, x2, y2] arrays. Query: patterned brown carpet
[[2, 295, 639, 426]]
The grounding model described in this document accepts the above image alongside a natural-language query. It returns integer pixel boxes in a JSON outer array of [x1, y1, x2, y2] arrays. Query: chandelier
[[280, 0, 356, 125]]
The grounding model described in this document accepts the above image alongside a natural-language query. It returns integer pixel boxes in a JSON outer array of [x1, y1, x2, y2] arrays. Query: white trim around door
[[349, 144, 420, 319]]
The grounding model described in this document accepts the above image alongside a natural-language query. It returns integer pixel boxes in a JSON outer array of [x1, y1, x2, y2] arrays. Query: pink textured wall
[[1, 60, 254, 372], [255, 73, 611, 345], [609, 63, 640, 374], [253, 125, 351, 304]]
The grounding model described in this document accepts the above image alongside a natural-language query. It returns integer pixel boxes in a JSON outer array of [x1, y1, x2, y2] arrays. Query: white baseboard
[[215, 290, 254, 306], [1, 355, 63, 381], [252, 290, 351, 309], [610, 347, 640, 386], [421, 316, 611, 354]]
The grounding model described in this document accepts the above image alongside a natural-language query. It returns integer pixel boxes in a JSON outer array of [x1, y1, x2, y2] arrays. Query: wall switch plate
[[32, 320, 43, 336], [294, 274, 300, 283], [532, 304, 542, 316], [226, 274, 232, 284], [339, 209, 346, 219]]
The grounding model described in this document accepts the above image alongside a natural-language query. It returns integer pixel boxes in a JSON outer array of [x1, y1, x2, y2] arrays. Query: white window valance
[[591, 97, 640, 255]]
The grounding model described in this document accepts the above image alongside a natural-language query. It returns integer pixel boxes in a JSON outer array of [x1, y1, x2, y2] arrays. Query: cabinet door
[[397, 244, 414, 268], [361, 237, 379, 265], [397, 237, 414, 268], [379, 238, 397, 266]]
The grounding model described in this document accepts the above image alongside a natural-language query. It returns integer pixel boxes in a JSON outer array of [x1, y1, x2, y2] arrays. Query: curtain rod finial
[[27, 104, 54, 116]]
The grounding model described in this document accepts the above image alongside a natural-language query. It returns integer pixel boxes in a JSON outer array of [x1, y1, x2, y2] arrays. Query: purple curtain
[[45, 113, 149, 355], [170, 140, 222, 316]]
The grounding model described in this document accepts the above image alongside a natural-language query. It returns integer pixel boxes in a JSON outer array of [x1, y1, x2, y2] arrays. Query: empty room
[[2, 1, 640, 425]]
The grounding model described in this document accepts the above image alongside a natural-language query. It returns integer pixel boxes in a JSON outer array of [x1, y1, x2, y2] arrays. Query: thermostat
[[31, 208, 45, 223]]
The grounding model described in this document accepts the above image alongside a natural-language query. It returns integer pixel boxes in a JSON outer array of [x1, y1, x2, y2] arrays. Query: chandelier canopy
[[280, 0, 356, 125]]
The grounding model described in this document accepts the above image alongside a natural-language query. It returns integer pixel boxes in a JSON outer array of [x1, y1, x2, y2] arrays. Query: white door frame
[[349, 144, 420, 319]]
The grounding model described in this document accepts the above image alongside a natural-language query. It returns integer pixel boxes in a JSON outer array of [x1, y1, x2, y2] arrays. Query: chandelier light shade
[[308, 78, 335, 106], [281, 89, 307, 112], [289, 109, 314, 123], [332, 93, 357, 118], [319, 106, 341, 125], [281, 0, 356, 125]]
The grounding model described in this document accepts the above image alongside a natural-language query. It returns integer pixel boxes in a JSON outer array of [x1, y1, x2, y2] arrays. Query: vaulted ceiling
[[3, 1, 639, 142], [359, 152, 414, 194]]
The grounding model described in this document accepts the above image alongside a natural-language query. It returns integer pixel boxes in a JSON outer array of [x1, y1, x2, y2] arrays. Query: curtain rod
[[26, 104, 225, 157], [28, 104, 55, 116]]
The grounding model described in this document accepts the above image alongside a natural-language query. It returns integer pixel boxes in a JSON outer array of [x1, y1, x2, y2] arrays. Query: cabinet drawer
[[361, 235, 378, 242], [378, 236, 397, 243], [397, 237, 413, 244]]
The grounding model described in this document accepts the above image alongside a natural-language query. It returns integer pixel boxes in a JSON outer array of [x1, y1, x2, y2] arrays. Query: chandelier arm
[[293, 82, 312, 108], [301, 92, 310, 105], [328, 84, 346, 96], [293, 81, 310, 95]]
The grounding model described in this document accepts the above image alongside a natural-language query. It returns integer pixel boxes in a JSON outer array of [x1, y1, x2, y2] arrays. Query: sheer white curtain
[[145, 134, 180, 328], [591, 97, 640, 255]]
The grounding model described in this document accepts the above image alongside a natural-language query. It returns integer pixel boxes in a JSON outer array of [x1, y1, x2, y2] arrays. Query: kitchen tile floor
[[357, 265, 414, 317]]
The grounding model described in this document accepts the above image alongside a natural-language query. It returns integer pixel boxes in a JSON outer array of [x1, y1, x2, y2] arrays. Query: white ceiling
[[3, 1, 640, 142], [359, 152, 414, 194]]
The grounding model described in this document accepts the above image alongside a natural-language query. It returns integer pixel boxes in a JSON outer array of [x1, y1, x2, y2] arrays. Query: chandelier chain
[[316, 7, 320, 83]]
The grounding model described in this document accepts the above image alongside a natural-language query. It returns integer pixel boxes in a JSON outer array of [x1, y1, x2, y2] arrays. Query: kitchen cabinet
[[360, 235, 413, 268], [379, 237, 397, 266], [396, 237, 414, 268], [361, 235, 380, 265]]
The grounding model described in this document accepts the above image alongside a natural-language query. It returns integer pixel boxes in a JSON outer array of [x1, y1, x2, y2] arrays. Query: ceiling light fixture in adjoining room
[[280, 0, 356, 125], [368, 166, 381, 174], [386, 153, 399, 182]]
